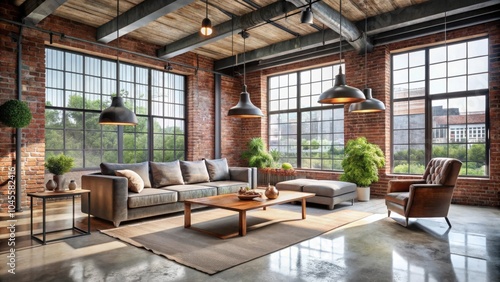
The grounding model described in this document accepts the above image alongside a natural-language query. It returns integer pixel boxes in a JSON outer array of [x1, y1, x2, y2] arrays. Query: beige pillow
[[116, 169, 144, 193]]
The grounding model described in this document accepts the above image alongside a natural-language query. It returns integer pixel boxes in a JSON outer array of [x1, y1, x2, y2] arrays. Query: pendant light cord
[[243, 31, 246, 86], [364, 0, 367, 88], [116, 0, 120, 98], [339, 0, 342, 63], [205, 0, 209, 18]]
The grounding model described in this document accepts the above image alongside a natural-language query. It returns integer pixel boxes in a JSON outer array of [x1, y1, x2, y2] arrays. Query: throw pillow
[[205, 158, 230, 181], [115, 169, 144, 193], [100, 162, 152, 188], [150, 160, 184, 187], [180, 160, 210, 184]]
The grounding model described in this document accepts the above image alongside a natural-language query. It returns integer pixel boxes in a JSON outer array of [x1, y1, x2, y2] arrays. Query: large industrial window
[[392, 37, 489, 176], [268, 64, 345, 170], [45, 48, 186, 168]]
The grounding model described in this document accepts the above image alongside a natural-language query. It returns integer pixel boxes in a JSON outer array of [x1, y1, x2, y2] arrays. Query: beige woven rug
[[101, 208, 371, 275]]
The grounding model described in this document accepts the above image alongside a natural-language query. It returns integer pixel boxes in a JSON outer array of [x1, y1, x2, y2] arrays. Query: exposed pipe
[[287, 0, 371, 53], [15, 26, 23, 212]]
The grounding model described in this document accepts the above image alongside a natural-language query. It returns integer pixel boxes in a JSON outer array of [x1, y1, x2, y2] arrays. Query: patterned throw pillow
[[150, 160, 184, 187], [180, 160, 210, 184], [115, 169, 145, 193], [205, 158, 230, 181]]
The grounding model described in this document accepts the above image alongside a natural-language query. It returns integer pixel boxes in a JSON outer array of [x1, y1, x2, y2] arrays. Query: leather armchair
[[385, 158, 462, 227]]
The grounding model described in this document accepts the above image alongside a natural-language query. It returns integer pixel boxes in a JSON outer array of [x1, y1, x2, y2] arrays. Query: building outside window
[[45, 48, 186, 168], [268, 64, 345, 170], [392, 37, 489, 176]]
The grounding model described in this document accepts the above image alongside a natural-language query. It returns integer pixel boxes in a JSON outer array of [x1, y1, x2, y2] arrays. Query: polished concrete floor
[[1, 198, 499, 282]]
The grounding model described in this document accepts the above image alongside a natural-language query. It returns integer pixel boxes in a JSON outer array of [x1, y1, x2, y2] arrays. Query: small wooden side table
[[28, 189, 91, 245]]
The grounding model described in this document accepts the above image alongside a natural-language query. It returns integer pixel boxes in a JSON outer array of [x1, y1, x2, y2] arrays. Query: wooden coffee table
[[184, 190, 315, 239]]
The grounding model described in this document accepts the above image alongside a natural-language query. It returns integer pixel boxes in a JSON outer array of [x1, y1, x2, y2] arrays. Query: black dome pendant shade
[[228, 85, 264, 118], [348, 88, 386, 113], [99, 0, 137, 126], [301, 7, 313, 24], [99, 96, 138, 125], [318, 66, 365, 104]]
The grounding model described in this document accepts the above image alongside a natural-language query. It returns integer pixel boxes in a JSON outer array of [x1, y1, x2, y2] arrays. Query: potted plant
[[241, 137, 273, 169], [0, 99, 32, 128], [340, 137, 385, 201], [45, 154, 75, 192]]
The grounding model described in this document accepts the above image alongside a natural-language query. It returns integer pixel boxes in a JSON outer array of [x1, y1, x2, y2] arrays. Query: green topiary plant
[[0, 100, 32, 128], [241, 137, 273, 168], [340, 137, 385, 187], [45, 154, 75, 175]]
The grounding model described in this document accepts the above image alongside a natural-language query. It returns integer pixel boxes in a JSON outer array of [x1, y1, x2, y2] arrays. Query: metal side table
[[28, 189, 91, 244]]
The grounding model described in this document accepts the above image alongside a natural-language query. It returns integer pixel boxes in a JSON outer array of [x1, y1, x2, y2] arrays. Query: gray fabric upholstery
[[100, 162, 152, 188], [150, 160, 184, 187], [162, 184, 217, 201], [205, 158, 230, 181], [128, 188, 177, 208], [180, 160, 210, 184], [199, 181, 248, 195], [276, 178, 317, 192], [303, 180, 357, 197]]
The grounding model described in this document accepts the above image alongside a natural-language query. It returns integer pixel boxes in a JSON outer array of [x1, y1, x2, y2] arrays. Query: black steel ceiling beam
[[97, 0, 196, 43], [240, 0, 300, 37], [21, 0, 69, 26], [157, 1, 298, 59]]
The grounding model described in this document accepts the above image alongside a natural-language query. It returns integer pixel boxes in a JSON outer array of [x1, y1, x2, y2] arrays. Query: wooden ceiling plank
[[21, 0, 69, 26], [157, 1, 298, 59], [97, 0, 196, 43]]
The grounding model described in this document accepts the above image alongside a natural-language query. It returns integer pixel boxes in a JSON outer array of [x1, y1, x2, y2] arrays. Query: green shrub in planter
[[340, 137, 385, 187], [0, 100, 32, 128], [241, 137, 273, 168], [45, 154, 74, 175]]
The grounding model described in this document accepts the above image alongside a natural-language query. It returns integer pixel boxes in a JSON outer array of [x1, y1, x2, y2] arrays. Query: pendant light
[[228, 31, 264, 118], [318, 0, 365, 104], [349, 0, 385, 113], [99, 0, 138, 126], [301, 0, 313, 24], [200, 0, 213, 36]]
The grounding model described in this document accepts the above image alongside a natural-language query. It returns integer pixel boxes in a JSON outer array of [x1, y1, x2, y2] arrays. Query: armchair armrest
[[229, 167, 256, 189], [81, 174, 129, 227], [388, 179, 426, 193], [406, 184, 455, 217]]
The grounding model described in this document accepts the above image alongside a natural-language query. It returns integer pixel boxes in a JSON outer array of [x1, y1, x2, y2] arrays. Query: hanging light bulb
[[200, 0, 213, 36], [318, 0, 365, 104], [349, 1, 385, 113], [228, 30, 263, 118], [300, 0, 313, 24], [99, 0, 138, 126]]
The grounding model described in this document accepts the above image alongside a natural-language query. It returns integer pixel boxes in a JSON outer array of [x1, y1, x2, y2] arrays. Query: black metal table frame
[[29, 190, 91, 245]]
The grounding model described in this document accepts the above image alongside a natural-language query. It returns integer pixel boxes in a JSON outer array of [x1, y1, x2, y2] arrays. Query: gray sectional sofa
[[81, 159, 255, 227]]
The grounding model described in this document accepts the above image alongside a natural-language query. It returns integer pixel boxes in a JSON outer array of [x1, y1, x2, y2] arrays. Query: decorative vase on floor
[[265, 184, 279, 199], [68, 180, 77, 190], [53, 174, 66, 192], [45, 179, 56, 191]]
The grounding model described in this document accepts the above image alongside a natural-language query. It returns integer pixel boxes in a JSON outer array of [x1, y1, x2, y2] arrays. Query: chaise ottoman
[[276, 179, 357, 210]]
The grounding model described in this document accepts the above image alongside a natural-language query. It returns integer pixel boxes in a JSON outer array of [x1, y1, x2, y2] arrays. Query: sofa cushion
[[199, 181, 248, 195], [162, 184, 217, 201], [180, 160, 210, 184], [100, 162, 152, 188], [276, 179, 318, 192], [128, 188, 177, 208], [150, 160, 184, 187], [115, 169, 145, 193], [205, 158, 230, 181]]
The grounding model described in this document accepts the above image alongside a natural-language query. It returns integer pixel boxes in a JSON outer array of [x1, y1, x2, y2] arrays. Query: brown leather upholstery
[[385, 158, 462, 228]]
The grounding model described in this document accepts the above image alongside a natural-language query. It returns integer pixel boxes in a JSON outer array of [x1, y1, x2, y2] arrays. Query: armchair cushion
[[385, 192, 409, 206], [150, 160, 184, 187], [205, 158, 230, 181]]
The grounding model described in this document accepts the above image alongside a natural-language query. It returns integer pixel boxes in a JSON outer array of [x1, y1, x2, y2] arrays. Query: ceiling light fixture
[[300, 0, 313, 24], [99, 0, 138, 126], [200, 0, 213, 36], [349, 0, 385, 113], [318, 0, 365, 104], [228, 30, 264, 118]]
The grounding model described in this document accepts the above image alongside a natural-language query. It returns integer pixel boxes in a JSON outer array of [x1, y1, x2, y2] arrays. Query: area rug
[[101, 208, 371, 275]]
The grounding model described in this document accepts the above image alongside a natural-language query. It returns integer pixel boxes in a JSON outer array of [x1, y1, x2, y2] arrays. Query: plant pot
[[53, 175, 67, 192], [357, 187, 370, 202]]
